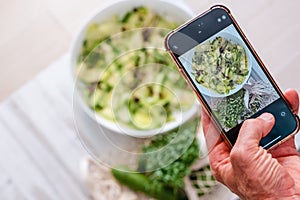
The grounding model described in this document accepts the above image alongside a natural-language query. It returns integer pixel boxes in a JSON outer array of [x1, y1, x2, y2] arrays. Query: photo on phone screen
[[179, 24, 280, 132], [166, 6, 299, 149]]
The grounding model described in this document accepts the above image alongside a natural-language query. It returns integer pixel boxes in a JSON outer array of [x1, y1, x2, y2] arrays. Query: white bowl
[[192, 32, 252, 98], [70, 0, 199, 137]]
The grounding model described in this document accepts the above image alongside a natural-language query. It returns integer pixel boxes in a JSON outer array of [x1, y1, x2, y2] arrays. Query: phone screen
[[167, 7, 298, 149]]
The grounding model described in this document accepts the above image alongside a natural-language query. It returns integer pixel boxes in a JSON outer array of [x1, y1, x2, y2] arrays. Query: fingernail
[[259, 113, 274, 122]]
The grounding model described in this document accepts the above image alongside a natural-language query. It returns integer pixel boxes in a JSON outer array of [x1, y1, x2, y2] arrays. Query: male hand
[[202, 89, 300, 199]]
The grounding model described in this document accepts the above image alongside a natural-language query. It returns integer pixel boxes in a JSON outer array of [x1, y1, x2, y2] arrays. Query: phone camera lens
[[198, 22, 204, 27], [217, 18, 222, 23], [222, 15, 226, 20]]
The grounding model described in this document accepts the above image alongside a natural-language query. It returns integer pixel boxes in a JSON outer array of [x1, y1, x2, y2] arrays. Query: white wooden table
[[0, 55, 240, 200], [0, 55, 89, 199]]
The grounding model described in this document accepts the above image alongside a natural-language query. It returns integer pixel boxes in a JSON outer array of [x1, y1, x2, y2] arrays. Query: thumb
[[234, 113, 275, 152]]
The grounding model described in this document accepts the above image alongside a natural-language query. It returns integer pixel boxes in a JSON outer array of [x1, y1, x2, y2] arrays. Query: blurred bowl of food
[[70, 0, 199, 137]]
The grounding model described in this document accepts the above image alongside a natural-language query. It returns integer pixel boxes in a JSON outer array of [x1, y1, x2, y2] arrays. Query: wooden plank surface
[[0, 56, 89, 200]]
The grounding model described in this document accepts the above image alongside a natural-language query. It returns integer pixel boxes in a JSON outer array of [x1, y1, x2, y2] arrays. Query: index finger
[[284, 89, 299, 113], [201, 108, 231, 166], [201, 108, 222, 150]]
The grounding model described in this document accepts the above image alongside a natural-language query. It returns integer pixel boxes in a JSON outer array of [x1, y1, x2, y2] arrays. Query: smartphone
[[165, 5, 299, 149]]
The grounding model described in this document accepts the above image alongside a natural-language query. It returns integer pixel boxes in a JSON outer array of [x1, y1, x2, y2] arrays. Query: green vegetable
[[76, 7, 195, 130], [112, 167, 188, 200], [211, 79, 280, 131], [192, 36, 249, 94], [138, 118, 200, 190], [212, 89, 246, 129], [111, 118, 200, 199]]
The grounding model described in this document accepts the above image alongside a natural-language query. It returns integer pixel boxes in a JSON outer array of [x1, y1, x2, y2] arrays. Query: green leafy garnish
[[138, 118, 200, 190]]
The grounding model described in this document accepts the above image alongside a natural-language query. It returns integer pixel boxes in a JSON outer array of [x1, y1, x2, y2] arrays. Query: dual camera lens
[[172, 14, 227, 50], [217, 15, 227, 23]]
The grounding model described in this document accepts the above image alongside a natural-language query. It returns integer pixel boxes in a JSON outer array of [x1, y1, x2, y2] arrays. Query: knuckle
[[210, 163, 224, 183], [230, 145, 254, 168], [211, 168, 222, 182], [230, 147, 244, 163]]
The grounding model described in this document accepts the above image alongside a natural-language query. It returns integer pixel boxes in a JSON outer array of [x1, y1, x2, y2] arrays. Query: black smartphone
[[165, 5, 299, 149]]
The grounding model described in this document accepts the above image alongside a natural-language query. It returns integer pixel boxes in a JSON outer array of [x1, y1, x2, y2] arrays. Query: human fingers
[[270, 89, 299, 156], [201, 108, 223, 151], [270, 136, 298, 158], [231, 113, 275, 161], [231, 89, 297, 151], [284, 89, 299, 113], [201, 108, 231, 179], [229, 113, 296, 200]]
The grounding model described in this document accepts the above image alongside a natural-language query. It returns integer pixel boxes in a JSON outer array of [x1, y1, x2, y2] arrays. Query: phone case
[[165, 5, 300, 149]]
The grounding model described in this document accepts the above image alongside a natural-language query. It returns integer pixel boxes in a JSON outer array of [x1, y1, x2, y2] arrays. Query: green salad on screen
[[192, 36, 249, 95]]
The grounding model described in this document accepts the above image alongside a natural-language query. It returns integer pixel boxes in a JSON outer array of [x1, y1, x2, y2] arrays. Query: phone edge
[[164, 5, 235, 149]]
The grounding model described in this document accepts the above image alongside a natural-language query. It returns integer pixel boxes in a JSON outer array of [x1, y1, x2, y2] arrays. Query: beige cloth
[[81, 157, 151, 200]]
